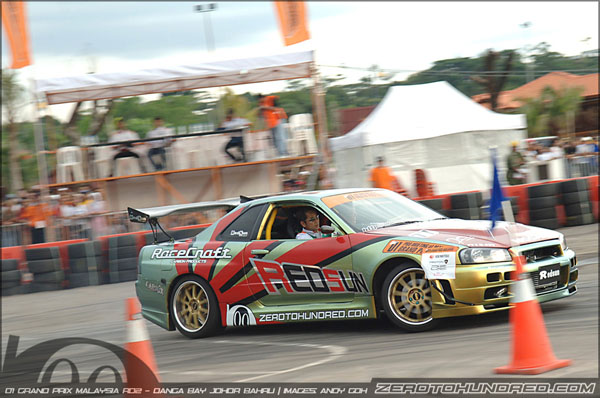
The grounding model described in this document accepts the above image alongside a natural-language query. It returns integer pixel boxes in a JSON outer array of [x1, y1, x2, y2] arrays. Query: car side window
[[219, 204, 268, 242], [258, 205, 341, 240]]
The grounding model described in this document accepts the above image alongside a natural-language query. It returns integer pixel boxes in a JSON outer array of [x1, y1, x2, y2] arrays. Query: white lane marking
[[577, 258, 597, 267], [171, 340, 345, 382], [226, 340, 347, 382]]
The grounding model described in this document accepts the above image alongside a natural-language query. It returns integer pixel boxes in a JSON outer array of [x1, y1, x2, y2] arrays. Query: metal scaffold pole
[[309, 62, 330, 190]]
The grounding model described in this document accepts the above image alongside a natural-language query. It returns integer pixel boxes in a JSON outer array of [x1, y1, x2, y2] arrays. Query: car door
[[209, 203, 269, 307], [243, 203, 365, 306]]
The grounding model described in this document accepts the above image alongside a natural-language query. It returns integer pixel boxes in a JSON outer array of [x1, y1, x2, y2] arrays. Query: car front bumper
[[432, 246, 577, 319]]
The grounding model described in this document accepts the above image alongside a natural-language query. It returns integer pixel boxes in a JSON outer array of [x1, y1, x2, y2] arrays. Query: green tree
[[1, 69, 26, 191], [519, 85, 583, 137]]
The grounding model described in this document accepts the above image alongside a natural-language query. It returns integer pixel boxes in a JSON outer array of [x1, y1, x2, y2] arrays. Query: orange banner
[[274, 1, 310, 46], [1, 1, 32, 69]]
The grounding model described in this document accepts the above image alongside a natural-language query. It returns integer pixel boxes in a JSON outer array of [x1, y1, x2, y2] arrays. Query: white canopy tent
[[329, 81, 527, 195], [35, 50, 314, 104]]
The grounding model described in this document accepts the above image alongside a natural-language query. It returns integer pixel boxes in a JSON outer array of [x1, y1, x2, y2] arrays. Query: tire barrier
[[107, 235, 139, 284], [527, 182, 561, 230], [480, 196, 520, 221], [170, 227, 206, 241], [24, 246, 65, 293], [559, 179, 595, 227], [1, 259, 23, 296], [447, 192, 483, 220], [67, 241, 105, 288], [416, 198, 445, 216]]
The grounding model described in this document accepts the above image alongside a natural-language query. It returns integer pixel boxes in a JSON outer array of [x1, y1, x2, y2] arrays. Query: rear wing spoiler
[[127, 198, 240, 223], [127, 198, 240, 244]]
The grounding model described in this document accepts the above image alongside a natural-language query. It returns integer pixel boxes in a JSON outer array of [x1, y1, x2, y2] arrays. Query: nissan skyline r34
[[129, 189, 577, 338]]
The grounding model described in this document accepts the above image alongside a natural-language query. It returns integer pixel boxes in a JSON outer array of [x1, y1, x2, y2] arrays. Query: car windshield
[[322, 190, 444, 233]]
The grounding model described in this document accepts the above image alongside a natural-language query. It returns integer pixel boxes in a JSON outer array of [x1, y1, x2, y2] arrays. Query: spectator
[[549, 138, 564, 159], [259, 94, 289, 157], [220, 108, 251, 162], [146, 117, 173, 171], [87, 188, 108, 238], [506, 141, 527, 185], [58, 190, 77, 240], [109, 118, 147, 176], [20, 190, 52, 244], [369, 156, 407, 195]]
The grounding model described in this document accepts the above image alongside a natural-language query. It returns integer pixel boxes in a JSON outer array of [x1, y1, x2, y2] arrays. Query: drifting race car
[[130, 189, 578, 338]]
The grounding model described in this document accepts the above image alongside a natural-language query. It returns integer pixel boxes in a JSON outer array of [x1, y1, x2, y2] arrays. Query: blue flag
[[489, 148, 506, 230]]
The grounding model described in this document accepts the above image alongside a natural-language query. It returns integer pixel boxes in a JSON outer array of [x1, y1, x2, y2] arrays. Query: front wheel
[[381, 264, 438, 332], [171, 275, 222, 338]]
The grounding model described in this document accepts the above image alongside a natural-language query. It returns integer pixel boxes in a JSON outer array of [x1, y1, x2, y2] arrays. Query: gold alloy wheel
[[173, 281, 209, 332], [387, 268, 433, 325]]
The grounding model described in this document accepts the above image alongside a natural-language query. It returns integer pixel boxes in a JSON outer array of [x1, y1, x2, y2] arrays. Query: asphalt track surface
[[1, 223, 597, 383]]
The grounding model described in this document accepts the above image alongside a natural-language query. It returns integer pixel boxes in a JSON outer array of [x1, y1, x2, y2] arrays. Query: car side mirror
[[321, 225, 336, 235]]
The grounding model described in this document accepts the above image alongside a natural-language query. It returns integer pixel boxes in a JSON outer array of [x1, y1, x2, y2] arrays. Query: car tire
[[566, 213, 595, 227], [33, 270, 65, 283], [528, 218, 560, 230], [561, 191, 590, 205], [560, 179, 588, 194], [1, 259, 19, 272], [564, 202, 592, 216], [529, 207, 557, 220], [417, 198, 443, 211], [381, 264, 438, 332], [2, 269, 21, 282], [27, 259, 62, 274], [527, 183, 559, 198], [170, 275, 222, 338], [528, 195, 557, 208]]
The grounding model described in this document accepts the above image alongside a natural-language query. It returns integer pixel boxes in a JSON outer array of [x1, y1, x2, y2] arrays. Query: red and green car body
[[133, 189, 577, 334]]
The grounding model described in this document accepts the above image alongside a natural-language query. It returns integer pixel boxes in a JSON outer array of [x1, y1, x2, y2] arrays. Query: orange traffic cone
[[494, 255, 572, 374], [124, 297, 161, 396]]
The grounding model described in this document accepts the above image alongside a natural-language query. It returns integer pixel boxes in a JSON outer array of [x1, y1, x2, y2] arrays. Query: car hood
[[366, 219, 560, 248]]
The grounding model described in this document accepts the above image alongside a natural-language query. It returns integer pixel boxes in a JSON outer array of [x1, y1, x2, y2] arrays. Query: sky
[[1, 1, 598, 122]]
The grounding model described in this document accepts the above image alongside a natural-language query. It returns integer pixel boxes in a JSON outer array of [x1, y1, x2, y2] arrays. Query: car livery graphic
[[130, 189, 577, 338]]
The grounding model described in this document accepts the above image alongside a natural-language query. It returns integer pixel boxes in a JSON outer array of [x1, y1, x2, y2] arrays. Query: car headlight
[[459, 248, 512, 264], [559, 234, 568, 251]]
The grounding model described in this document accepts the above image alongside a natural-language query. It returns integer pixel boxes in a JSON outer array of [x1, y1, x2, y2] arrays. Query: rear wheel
[[381, 264, 438, 332], [171, 275, 221, 338]]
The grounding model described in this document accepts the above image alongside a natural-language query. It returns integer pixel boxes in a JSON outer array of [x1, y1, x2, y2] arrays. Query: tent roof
[[330, 81, 526, 151], [36, 50, 314, 105]]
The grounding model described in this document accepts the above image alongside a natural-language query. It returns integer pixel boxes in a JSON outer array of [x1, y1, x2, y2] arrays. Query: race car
[[130, 189, 578, 338]]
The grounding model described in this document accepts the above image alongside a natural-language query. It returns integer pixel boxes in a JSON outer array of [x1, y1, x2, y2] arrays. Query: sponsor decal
[[258, 309, 369, 323], [150, 247, 231, 260], [230, 230, 248, 237], [383, 240, 457, 255], [540, 268, 560, 280], [421, 252, 456, 280], [226, 304, 257, 326], [145, 281, 164, 295], [251, 258, 368, 294]]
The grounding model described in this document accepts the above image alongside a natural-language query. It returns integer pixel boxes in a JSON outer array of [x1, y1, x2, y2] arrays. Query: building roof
[[472, 72, 599, 110]]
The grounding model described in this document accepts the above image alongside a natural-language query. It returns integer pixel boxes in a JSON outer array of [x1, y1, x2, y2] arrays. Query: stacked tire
[[107, 235, 140, 283], [447, 192, 482, 220], [25, 247, 65, 293], [527, 183, 561, 230], [170, 227, 206, 241], [416, 198, 445, 217], [560, 179, 595, 226], [2, 259, 23, 296], [480, 196, 520, 220], [67, 241, 105, 288]]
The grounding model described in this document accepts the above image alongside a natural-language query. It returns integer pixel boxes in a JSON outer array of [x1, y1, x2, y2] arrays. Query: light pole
[[520, 21, 534, 83], [195, 3, 217, 53]]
